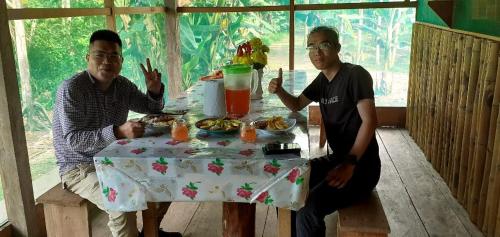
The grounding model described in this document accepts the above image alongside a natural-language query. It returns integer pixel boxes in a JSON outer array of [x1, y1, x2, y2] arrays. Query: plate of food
[[139, 113, 177, 128], [195, 118, 242, 134], [254, 116, 296, 134]]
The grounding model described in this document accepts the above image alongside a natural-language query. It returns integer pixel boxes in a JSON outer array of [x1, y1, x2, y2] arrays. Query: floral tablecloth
[[94, 70, 311, 212]]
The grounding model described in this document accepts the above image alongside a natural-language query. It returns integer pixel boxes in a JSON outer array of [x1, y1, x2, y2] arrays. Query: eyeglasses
[[90, 52, 122, 62], [306, 42, 333, 52]]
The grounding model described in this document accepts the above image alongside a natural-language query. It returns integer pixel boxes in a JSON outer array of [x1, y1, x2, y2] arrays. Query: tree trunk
[[390, 9, 403, 69], [62, 0, 70, 7], [376, 15, 381, 66], [357, 9, 363, 64], [385, 9, 396, 71], [12, 0, 32, 108]]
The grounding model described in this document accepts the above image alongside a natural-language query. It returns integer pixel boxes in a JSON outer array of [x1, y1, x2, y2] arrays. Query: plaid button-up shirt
[[52, 70, 164, 176]]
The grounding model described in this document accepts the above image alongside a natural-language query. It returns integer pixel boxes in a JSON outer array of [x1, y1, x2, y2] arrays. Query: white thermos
[[203, 79, 226, 117]]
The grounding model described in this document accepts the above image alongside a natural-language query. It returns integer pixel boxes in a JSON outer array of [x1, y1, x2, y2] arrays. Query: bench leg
[[278, 208, 291, 237], [44, 203, 91, 237]]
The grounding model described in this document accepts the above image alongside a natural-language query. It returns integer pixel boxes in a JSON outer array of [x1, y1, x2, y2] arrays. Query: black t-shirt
[[303, 63, 379, 160]]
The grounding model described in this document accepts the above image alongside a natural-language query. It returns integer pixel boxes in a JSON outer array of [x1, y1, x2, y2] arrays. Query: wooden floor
[[93, 128, 484, 237]]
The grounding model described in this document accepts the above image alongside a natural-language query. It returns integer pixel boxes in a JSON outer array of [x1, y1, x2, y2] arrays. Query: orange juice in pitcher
[[222, 64, 258, 118]]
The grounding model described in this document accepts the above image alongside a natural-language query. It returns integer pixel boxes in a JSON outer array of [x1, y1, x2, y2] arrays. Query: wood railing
[[407, 22, 500, 237]]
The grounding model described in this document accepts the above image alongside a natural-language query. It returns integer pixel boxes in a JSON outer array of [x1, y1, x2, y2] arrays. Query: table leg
[[222, 202, 255, 237], [142, 202, 159, 237], [278, 208, 291, 237]]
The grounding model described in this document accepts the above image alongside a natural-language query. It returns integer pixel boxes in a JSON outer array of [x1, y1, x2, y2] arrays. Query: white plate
[[255, 118, 296, 134]]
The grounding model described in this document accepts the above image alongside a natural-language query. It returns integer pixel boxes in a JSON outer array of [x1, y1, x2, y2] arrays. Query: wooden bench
[[337, 191, 390, 237], [36, 184, 92, 237]]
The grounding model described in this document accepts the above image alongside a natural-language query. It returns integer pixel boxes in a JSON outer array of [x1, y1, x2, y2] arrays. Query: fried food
[[198, 118, 241, 131], [141, 114, 175, 127], [266, 116, 289, 130]]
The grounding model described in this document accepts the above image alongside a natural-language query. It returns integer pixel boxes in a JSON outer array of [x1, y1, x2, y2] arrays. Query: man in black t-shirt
[[268, 26, 381, 237]]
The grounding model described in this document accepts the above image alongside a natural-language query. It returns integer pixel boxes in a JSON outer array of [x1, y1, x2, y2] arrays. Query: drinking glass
[[240, 121, 257, 143], [172, 119, 189, 142]]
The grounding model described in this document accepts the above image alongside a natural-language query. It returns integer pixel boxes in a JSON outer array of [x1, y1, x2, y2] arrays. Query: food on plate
[[140, 114, 176, 127], [197, 118, 241, 131], [254, 116, 289, 130], [200, 70, 223, 81]]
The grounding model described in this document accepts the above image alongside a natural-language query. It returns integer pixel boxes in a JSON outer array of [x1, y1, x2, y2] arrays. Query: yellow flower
[[232, 37, 270, 69]]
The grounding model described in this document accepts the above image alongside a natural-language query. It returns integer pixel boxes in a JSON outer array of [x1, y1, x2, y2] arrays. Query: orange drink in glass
[[172, 119, 189, 142], [240, 121, 256, 143]]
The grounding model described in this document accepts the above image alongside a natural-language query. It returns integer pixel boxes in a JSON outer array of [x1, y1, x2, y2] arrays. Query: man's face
[[86, 40, 123, 84], [307, 32, 340, 70]]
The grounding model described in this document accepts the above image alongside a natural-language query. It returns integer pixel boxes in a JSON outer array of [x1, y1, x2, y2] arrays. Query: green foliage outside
[[179, 10, 289, 89], [116, 13, 169, 95]]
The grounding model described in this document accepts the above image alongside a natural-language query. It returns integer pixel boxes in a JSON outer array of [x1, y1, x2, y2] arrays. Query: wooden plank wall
[[407, 22, 500, 237]]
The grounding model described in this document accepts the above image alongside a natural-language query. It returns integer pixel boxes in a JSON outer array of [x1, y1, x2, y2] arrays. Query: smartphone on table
[[262, 143, 301, 155]]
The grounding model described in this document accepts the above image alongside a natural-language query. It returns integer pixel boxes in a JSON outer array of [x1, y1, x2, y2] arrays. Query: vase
[[251, 68, 264, 100]]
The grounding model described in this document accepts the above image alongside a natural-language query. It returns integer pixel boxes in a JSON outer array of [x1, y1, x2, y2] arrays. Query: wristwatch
[[345, 154, 358, 165]]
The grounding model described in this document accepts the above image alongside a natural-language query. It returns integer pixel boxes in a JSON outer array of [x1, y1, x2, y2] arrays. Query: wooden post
[[142, 202, 160, 237], [469, 40, 494, 225], [438, 31, 453, 183], [222, 202, 255, 237], [476, 41, 499, 230], [449, 33, 465, 195], [0, 1, 40, 236], [165, 0, 183, 99], [425, 27, 440, 161], [484, 48, 500, 237], [462, 38, 482, 209], [104, 0, 116, 32], [455, 36, 474, 203]]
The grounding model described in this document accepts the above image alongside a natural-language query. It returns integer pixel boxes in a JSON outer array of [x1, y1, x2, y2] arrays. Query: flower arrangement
[[232, 37, 270, 70]]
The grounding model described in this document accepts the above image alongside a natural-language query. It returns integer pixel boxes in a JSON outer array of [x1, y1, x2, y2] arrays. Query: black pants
[[293, 154, 381, 237]]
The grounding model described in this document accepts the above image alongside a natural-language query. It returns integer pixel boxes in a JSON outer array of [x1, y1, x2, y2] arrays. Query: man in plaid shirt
[[52, 29, 181, 237]]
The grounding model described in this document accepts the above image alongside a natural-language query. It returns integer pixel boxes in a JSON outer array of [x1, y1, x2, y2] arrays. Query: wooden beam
[[114, 7, 166, 15], [104, 0, 116, 32], [289, 0, 295, 70], [177, 5, 288, 13], [0, 224, 12, 237], [377, 107, 406, 128], [7, 8, 110, 20], [177, 2, 417, 14], [295, 1, 417, 10], [0, 1, 40, 237], [165, 0, 183, 99], [428, 0, 454, 27]]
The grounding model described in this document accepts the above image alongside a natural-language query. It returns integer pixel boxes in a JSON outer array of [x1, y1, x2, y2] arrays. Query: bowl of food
[[254, 116, 296, 134], [140, 113, 177, 129], [195, 118, 242, 134]]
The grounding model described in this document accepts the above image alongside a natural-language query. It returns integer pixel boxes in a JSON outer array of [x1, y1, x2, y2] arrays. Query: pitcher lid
[[223, 64, 251, 74]]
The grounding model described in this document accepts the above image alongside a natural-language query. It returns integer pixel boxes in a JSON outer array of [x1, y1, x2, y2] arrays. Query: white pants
[[61, 164, 139, 237]]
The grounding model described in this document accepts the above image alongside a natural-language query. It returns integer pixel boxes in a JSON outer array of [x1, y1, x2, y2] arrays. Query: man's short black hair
[[89, 29, 122, 48], [309, 26, 341, 51]]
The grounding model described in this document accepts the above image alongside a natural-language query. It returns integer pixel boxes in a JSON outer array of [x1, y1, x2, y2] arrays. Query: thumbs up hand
[[268, 68, 283, 94]]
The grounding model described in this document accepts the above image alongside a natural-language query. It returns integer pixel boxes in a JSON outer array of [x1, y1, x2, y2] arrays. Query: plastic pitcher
[[222, 64, 258, 118]]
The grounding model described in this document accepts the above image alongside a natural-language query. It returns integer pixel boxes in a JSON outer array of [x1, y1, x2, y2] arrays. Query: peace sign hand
[[140, 58, 162, 95]]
